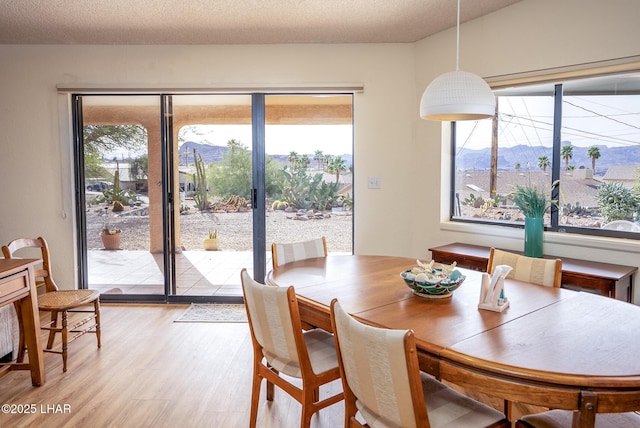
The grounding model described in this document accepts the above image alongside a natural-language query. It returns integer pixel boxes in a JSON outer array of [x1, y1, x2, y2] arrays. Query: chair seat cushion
[[519, 409, 640, 428], [264, 328, 338, 378], [38, 290, 100, 311], [357, 373, 507, 428]]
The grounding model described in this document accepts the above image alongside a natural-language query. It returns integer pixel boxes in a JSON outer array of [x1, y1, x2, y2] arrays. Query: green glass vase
[[524, 217, 544, 258]]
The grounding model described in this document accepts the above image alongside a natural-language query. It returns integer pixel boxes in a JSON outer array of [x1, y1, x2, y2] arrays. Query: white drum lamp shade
[[420, 0, 496, 121], [420, 70, 496, 121]]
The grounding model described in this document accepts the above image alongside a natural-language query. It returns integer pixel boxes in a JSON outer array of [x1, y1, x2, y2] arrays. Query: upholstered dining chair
[[271, 236, 327, 270], [487, 247, 562, 420], [516, 407, 640, 428], [2, 237, 101, 372], [240, 268, 342, 428], [329, 298, 510, 428], [487, 248, 562, 288]]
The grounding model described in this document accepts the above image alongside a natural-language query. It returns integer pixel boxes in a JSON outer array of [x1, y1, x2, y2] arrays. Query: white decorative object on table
[[478, 265, 512, 312], [401, 259, 466, 299]]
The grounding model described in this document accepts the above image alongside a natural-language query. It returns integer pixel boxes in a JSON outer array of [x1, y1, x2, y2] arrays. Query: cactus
[[111, 163, 124, 212], [193, 149, 209, 211]]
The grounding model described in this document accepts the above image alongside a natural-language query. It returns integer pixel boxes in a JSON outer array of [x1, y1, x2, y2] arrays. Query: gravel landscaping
[[86, 205, 353, 253]]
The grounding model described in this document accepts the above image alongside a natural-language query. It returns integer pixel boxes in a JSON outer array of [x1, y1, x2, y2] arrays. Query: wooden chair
[[516, 389, 640, 428], [2, 237, 101, 372], [240, 268, 342, 428], [487, 248, 562, 288], [329, 298, 510, 428], [271, 236, 327, 270], [487, 248, 562, 420]]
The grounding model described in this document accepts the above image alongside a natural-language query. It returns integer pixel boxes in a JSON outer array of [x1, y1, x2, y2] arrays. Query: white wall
[[2, 0, 640, 302], [0, 43, 416, 288], [414, 0, 640, 303]]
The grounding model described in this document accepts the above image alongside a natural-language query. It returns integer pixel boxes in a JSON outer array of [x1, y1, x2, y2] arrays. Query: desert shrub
[[596, 182, 639, 223]]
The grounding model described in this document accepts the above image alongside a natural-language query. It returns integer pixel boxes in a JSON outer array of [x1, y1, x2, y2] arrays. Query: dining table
[[266, 254, 640, 427]]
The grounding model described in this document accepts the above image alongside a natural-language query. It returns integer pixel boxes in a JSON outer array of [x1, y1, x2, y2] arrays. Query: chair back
[[2, 237, 59, 292], [271, 236, 327, 269], [330, 299, 428, 428], [488, 248, 562, 288], [240, 269, 308, 377]]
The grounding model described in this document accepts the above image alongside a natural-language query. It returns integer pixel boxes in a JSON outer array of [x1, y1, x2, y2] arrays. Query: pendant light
[[420, 0, 495, 121]]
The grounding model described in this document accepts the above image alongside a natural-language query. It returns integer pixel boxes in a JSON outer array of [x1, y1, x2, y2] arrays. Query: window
[[452, 71, 640, 238]]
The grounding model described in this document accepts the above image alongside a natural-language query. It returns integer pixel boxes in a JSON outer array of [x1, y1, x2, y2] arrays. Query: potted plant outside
[[511, 182, 557, 258], [100, 224, 122, 250], [204, 229, 219, 251]]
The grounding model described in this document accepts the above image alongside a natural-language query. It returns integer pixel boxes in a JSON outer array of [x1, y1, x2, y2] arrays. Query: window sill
[[440, 220, 640, 255]]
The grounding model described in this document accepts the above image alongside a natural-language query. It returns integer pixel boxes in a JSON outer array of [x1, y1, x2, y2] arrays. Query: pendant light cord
[[456, 0, 460, 71]]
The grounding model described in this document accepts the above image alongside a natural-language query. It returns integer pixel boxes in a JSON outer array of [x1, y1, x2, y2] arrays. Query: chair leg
[[249, 369, 262, 428], [266, 379, 275, 401], [504, 399, 513, 423], [301, 409, 314, 428], [94, 299, 101, 348], [301, 387, 316, 428], [47, 310, 59, 350], [266, 363, 277, 401], [61, 310, 68, 372], [12, 302, 25, 362]]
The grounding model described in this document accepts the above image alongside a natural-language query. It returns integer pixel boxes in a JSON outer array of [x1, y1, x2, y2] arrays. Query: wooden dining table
[[266, 255, 640, 427]]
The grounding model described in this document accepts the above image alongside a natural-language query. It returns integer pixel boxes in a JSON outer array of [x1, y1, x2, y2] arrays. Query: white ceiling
[[0, 0, 521, 45]]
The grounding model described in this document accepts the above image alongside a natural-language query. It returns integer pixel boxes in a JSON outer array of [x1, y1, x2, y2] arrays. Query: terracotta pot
[[101, 232, 121, 250]]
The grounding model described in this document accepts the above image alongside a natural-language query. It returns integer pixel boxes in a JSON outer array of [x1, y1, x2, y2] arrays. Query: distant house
[[179, 166, 196, 194], [602, 166, 640, 189], [103, 162, 136, 191], [456, 170, 600, 209]]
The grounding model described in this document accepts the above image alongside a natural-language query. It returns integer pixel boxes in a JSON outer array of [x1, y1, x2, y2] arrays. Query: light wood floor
[[0, 304, 542, 427]]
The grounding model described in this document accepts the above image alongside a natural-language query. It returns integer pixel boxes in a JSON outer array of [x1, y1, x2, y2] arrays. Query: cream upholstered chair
[[240, 268, 342, 428], [487, 248, 562, 288], [487, 248, 562, 420], [2, 237, 101, 372], [516, 408, 640, 428], [330, 299, 510, 428], [271, 236, 327, 270]]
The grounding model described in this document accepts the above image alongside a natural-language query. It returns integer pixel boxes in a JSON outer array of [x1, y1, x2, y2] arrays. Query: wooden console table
[[429, 243, 637, 303], [0, 259, 45, 386]]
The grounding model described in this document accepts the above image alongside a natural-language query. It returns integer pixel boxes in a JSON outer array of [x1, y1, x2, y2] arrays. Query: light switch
[[367, 176, 381, 189]]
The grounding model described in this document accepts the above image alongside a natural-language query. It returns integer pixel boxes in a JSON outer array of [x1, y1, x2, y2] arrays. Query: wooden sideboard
[[429, 243, 637, 303], [0, 259, 45, 386]]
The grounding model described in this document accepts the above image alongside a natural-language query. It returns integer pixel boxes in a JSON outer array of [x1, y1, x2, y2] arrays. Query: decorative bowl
[[400, 262, 465, 299]]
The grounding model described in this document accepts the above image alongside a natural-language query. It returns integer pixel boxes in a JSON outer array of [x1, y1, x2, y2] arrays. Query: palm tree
[[324, 154, 333, 171], [587, 145, 601, 172], [561, 145, 573, 170], [313, 150, 324, 171], [327, 156, 347, 183], [287, 151, 299, 169], [300, 154, 311, 169], [537, 156, 551, 172]]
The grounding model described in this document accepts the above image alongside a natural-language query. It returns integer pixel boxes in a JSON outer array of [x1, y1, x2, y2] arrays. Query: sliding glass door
[[264, 94, 354, 265], [172, 95, 254, 298], [77, 95, 167, 300], [73, 92, 353, 303]]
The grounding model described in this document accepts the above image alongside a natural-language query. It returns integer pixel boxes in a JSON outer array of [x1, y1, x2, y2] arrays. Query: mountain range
[[457, 142, 640, 173], [179, 141, 353, 167]]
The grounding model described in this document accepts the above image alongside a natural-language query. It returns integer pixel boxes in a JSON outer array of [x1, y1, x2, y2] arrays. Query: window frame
[[449, 67, 640, 241]]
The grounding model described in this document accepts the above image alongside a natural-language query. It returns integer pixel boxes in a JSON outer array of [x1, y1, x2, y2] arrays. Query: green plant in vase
[[510, 182, 558, 258]]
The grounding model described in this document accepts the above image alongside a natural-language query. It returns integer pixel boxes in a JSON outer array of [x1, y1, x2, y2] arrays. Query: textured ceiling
[[0, 0, 521, 45]]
